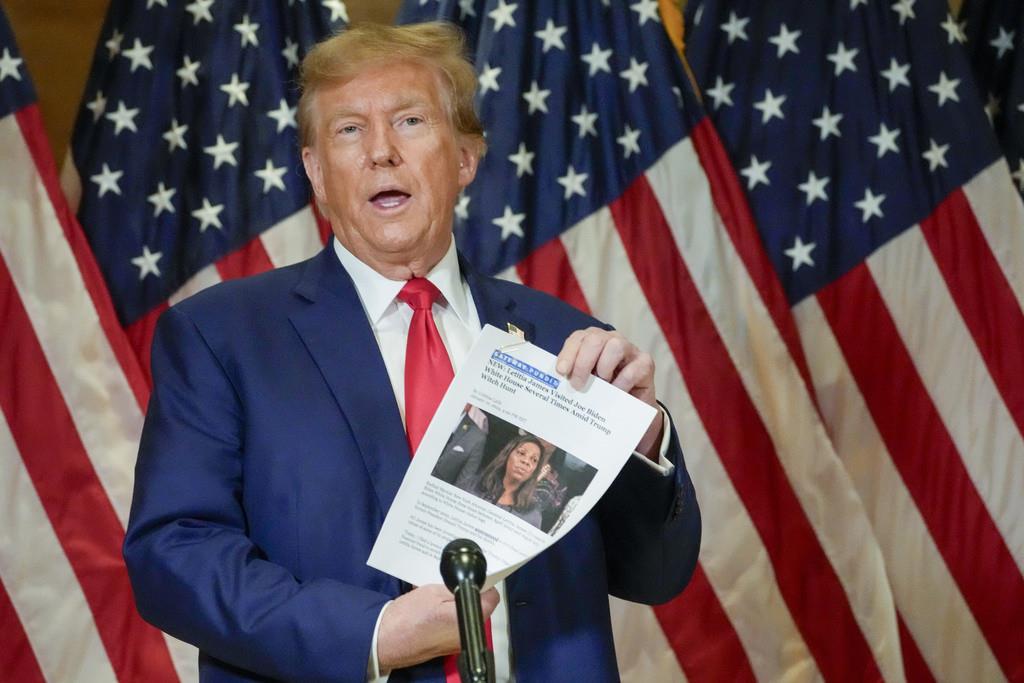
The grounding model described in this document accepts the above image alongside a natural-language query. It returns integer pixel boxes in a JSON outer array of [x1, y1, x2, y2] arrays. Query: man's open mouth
[[370, 190, 410, 209]]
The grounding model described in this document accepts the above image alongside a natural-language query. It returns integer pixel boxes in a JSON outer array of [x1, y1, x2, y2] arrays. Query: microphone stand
[[440, 539, 495, 683]]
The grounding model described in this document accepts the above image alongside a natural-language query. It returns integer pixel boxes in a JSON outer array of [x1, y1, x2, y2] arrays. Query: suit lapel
[[460, 254, 536, 341], [289, 247, 410, 515]]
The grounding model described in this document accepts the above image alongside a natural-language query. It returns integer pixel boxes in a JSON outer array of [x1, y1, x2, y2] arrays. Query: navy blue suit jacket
[[124, 244, 701, 682]]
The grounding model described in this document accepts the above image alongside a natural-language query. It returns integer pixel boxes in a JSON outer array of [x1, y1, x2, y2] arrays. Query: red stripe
[[688, 120, 816, 397], [514, 237, 591, 314], [897, 613, 935, 683], [817, 264, 1024, 681], [0, 578, 46, 683], [15, 106, 150, 412], [654, 565, 755, 681], [312, 200, 333, 245], [920, 189, 1024, 445], [126, 302, 168, 387], [0, 254, 179, 683], [610, 175, 883, 682], [215, 235, 275, 281]]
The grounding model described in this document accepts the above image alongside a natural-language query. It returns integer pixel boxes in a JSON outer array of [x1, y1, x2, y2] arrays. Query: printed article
[[367, 325, 657, 589]]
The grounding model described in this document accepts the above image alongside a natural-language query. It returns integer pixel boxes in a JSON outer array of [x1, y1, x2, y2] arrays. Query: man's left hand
[[555, 327, 663, 458]]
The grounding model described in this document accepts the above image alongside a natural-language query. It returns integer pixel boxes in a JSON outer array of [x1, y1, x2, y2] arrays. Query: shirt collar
[[332, 236, 470, 325]]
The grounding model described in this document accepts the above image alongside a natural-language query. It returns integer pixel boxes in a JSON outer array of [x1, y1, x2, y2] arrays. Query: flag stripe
[[653, 567, 756, 683], [0, 409, 119, 683], [816, 262, 1024, 681], [214, 235, 275, 282], [687, 120, 814, 393], [609, 598, 689, 683], [897, 615, 935, 683], [514, 237, 591, 315], [868, 227, 1024, 573], [125, 302, 167, 386], [556, 207, 775, 679], [259, 206, 323, 269], [608, 171, 884, 682], [960, 161, 1024, 309], [793, 294, 1003, 683], [0, 252, 178, 683], [14, 106, 149, 412], [920, 186, 1024, 444], [0, 579, 46, 683]]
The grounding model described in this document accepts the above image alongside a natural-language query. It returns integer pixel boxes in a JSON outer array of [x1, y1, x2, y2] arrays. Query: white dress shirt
[[333, 237, 672, 682]]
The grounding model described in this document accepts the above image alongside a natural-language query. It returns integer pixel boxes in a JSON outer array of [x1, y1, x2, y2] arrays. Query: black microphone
[[440, 539, 494, 683]]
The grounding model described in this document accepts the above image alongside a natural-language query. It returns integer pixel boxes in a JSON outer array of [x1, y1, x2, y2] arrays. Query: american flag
[[62, 0, 345, 378], [401, 0, 1024, 681], [682, 0, 1024, 680], [0, 5, 189, 681], [7, 1, 349, 681], [961, 0, 1024, 199]]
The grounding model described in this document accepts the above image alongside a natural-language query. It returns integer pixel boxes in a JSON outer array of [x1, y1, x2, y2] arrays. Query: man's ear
[[302, 147, 327, 203], [457, 137, 482, 189]]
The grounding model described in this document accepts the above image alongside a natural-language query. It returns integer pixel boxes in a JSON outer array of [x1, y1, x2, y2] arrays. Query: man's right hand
[[376, 584, 500, 672]]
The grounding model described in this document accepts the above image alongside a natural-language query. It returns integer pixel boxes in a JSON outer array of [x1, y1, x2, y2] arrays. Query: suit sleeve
[[596, 408, 701, 604], [123, 306, 387, 682]]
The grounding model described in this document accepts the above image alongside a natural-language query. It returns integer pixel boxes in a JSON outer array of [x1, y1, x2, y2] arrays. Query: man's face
[[302, 59, 480, 278]]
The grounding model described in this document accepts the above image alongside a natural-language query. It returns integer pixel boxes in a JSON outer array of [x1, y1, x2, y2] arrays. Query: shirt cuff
[[367, 600, 392, 682], [630, 405, 675, 476]]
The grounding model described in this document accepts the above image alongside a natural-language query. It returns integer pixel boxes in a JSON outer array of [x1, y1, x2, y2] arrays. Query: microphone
[[440, 539, 494, 683]]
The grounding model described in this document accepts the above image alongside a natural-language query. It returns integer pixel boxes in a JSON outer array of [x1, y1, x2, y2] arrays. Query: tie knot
[[398, 277, 443, 311]]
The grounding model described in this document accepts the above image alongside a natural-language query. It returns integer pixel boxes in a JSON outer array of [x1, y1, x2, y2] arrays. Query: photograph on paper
[[431, 404, 598, 535]]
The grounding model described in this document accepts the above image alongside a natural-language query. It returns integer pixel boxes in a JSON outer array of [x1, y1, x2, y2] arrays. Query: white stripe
[[0, 410, 118, 683], [169, 263, 222, 306], [560, 207, 818, 682], [0, 116, 142, 528], [610, 598, 687, 683], [961, 160, 1024, 309], [260, 206, 323, 268], [163, 633, 199, 683], [646, 138, 905, 681], [497, 265, 522, 285], [867, 227, 1024, 572], [793, 295, 1005, 682]]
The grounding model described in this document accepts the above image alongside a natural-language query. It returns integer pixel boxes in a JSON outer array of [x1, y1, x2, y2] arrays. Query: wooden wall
[[4, 0, 401, 163]]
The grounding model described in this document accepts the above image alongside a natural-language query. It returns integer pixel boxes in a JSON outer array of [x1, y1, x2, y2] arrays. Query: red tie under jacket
[[398, 278, 455, 455], [396, 277, 491, 682]]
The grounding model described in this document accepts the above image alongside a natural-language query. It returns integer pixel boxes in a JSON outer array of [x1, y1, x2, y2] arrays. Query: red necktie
[[397, 278, 492, 681], [398, 278, 454, 455]]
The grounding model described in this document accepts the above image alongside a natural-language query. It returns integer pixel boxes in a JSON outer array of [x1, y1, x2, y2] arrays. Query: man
[[431, 405, 488, 489], [124, 22, 700, 682]]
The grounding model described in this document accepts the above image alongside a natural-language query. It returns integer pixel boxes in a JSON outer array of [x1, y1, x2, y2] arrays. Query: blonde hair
[[298, 22, 485, 151]]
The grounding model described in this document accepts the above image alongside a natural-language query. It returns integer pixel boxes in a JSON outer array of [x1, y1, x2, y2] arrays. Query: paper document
[[367, 324, 657, 589]]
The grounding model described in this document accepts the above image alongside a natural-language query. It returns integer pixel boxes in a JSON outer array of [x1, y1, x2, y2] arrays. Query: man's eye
[[337, 124, 358, 135], [403, 116, 423, 126]]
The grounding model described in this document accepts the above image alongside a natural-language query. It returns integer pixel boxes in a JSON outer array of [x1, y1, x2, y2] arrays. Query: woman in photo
[[473, 435, 549, 529]]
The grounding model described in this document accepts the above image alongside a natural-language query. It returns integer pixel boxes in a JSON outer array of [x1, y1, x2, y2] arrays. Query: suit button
[[514, 599, 529, 607]]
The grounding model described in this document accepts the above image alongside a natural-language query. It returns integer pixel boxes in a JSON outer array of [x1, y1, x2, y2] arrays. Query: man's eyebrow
[[392, 96, 431, 112], [325, 98, 431, 123]]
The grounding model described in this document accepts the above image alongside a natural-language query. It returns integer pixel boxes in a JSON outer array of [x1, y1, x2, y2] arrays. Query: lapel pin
[[500, 322, 527, 351]]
